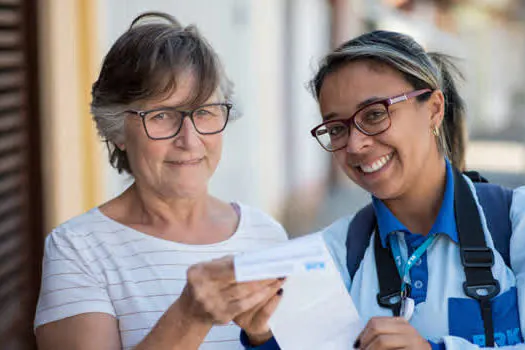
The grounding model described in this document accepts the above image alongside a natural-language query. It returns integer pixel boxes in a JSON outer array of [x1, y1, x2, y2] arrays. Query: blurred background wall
[[0, 0, 525, 348]]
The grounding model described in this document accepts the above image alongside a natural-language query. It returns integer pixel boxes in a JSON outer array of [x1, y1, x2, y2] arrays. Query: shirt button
[[415, 258, 422, 266], [414, 280, 424, 289]]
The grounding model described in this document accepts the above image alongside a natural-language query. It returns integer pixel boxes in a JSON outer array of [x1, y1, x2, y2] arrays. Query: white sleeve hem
[[34, 301, 116, 331]]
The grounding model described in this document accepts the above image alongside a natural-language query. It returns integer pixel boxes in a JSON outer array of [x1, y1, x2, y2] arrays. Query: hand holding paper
[[235, 233, 363, 350]]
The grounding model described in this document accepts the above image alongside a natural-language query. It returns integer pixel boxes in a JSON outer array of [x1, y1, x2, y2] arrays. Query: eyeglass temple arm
[[388, 89, 432, 105]]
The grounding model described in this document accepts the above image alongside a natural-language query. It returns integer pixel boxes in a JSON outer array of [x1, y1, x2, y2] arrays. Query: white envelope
[[234, 233, 363, 349]]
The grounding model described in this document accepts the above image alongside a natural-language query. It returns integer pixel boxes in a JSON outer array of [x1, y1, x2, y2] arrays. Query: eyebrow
[[322, 95, 385, 121], [143, 100, 224, 112], [145, 104, 183, 111]]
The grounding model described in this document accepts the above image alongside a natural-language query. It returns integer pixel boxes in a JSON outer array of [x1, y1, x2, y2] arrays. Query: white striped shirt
[[35, 203, 288, 349]]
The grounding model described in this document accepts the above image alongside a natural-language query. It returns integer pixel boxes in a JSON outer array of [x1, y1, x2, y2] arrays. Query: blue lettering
[[472, 329, 521, 346], [506, 328, 521, 345], [494, 332, 506, 346], [305, 262, 325, 271], [473, 335, 485, 346]]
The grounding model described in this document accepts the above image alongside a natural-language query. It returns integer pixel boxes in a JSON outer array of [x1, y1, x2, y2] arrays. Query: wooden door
[[0, 0, 43, 348]]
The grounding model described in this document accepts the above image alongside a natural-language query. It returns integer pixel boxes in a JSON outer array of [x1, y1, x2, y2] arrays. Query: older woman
[[35, 12, 286, 350], [242, 31, 525, 349]]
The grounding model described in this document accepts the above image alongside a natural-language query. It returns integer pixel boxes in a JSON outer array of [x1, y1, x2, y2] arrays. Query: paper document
[[234, 233, 362, 350]]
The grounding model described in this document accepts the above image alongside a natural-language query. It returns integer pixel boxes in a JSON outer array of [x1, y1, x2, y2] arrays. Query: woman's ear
[[428, 89, 445, 129]]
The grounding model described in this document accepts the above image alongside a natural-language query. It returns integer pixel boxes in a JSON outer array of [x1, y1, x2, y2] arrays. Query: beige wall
[[38, 0, 106, 232]]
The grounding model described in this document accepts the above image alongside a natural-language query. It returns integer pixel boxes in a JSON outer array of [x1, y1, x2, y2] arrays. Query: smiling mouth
[[354, 153, 393, 174], [166, 158, 204, 166]]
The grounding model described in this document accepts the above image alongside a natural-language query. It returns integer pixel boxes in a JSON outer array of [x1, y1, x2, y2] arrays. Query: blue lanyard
[[389, 233, 438, 296]]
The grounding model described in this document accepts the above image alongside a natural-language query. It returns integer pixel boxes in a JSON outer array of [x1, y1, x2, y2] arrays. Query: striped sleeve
[[34, 227, 115, 329]]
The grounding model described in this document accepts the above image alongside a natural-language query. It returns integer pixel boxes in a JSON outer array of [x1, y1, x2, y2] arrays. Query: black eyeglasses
[[310, 89, 432, 152], [125, 102, 233, 140]]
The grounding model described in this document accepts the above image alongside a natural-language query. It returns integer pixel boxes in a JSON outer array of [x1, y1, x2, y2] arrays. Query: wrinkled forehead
[[134, 68, 222, 110]]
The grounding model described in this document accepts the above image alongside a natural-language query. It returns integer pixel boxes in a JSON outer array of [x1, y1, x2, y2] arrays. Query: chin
[[170, 179, 208, 197], [346, 168, 402, 200], [368, 180, 406, 201]]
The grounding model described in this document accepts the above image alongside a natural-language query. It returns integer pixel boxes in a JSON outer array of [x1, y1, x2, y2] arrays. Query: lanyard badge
[[389, 233, 438, 321], [400, 292, 415, 320]]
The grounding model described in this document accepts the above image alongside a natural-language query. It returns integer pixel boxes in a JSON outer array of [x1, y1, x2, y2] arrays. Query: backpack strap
[[473, 182, 513, 267], [374, 229, 403, 316], [463, 170, 489, 183], [344, 206, 404, 315], [454, 168, 500, 347], [345, 204, 375, 281]]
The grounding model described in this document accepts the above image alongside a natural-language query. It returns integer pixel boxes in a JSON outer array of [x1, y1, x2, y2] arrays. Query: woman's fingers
[[184, 257, 284, 325], [248, 291, 283, 328], [233, 292, 283, 345], [357, 317, 410, 349], [221, 279, 282, 301], [356, 317, 431, 350], [192, 256, 236, 284], [189, 256, 279, 289], [227, 280, 283, 317], [361, 333, 404, 350], [234, 284, 283, 325]]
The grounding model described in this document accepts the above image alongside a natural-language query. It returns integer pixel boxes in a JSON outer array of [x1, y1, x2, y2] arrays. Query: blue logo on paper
[[305, 262, 325, 271]]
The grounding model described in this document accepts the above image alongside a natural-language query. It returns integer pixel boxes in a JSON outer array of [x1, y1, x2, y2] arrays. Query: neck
[[100, 180, 238, 244], [127, 182, 211, 228], [383, 156, 447, 235]]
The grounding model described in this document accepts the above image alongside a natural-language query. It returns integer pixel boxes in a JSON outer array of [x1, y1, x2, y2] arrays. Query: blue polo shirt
[[372, 159, 457, 309]]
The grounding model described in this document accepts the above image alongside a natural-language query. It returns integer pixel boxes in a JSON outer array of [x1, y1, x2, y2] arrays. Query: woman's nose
[[175, 116, 200, 147], [345, 124, 372, 154]]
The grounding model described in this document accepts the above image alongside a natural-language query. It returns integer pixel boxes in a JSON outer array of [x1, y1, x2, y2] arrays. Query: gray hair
[[310, 30, 466, 169], [91, 12, 234, 174]]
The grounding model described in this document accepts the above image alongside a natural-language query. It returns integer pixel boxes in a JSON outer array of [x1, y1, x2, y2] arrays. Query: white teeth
[[360, 154, 392, 173]]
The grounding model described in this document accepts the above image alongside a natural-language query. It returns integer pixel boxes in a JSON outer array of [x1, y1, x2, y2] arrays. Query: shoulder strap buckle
[[377, 285, 409, 307], [463, 280, 500, 301], [460, 247, 494, 268], [377, 291, 402, 308]]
